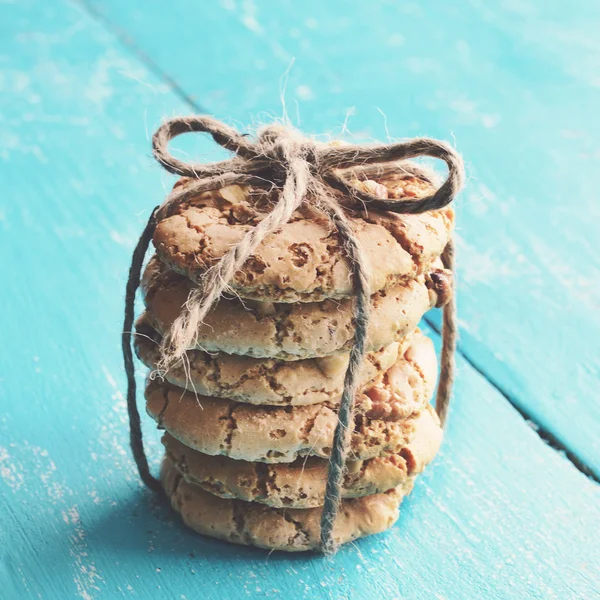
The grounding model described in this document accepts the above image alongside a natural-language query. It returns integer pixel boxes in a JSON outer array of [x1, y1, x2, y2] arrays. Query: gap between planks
[[425, 316, 599, 483], [75, 0, 208, 113], [76, 0, 599, 485]]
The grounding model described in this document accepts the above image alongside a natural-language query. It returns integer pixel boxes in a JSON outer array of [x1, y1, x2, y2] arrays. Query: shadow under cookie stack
[[132, 164, 455, 552]]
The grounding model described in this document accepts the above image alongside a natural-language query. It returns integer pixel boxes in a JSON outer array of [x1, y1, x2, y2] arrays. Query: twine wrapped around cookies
[[122, 116, 464, 554]]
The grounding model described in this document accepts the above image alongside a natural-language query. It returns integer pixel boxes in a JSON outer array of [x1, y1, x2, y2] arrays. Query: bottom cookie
[[161, 458, 410, 552]]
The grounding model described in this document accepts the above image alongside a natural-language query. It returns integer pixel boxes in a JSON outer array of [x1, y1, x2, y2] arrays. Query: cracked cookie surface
[[162, 404, 441, 508], [161, 457, 409, 552], [142, 255, 450, 360], [136, 316, 436, 412], [153, 174, 454, 303], [145, 380, 437, 463]]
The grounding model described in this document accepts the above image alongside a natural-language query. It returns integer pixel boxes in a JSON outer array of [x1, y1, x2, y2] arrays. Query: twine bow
[[122, 115, 464, 555]]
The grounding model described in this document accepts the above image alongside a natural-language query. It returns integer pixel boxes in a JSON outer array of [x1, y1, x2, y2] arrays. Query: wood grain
[[84, 0, 600, 476], [0, 1, 599, 599]]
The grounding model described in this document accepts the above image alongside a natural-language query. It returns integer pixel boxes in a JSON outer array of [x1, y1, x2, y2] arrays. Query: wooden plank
[[0, 2, 599, 599], [83, 0, 600, 475]]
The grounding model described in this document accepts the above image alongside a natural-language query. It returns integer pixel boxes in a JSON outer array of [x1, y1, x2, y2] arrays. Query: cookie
[[162, 404, 442, 508], [136, 317, 436, 413], [145, 380, 436, 463], [142, 255, 450, 360], [161, 457, 409, 552], [153, 174, 454, 303]]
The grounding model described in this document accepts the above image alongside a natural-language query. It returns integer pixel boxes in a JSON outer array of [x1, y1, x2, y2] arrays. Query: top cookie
[[153, 174, 454, 303]]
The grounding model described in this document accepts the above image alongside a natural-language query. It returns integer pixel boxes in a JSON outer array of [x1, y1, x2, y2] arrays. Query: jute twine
[[122, 116, 464, 555]]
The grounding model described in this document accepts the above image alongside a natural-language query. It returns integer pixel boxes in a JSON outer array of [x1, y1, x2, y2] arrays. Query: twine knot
[[152, 116, 464, 222], [123, 115, 464, 555]]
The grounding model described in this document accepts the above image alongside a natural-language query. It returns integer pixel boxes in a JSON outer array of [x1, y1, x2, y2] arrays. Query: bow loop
[[318, 138, 464, 214], [152, 116, 259, 179]]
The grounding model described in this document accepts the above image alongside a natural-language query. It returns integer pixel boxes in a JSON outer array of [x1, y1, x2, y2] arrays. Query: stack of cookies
[[134, 171, 454, 552]]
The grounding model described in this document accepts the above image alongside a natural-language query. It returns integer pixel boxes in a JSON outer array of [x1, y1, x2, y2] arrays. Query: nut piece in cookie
[[425, 268, 453, 308], [356, 331, 437, 421]]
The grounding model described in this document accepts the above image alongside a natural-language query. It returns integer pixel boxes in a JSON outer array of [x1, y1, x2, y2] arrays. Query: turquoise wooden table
[[1, 1, 599, 598]]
